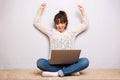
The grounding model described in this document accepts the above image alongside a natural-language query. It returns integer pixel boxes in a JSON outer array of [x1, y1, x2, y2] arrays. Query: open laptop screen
[[49, 50, 81, 65]]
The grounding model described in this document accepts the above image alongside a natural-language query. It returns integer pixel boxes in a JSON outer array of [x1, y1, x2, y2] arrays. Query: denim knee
[[79, 57, 89, 68], [36, 58, 48, 70]]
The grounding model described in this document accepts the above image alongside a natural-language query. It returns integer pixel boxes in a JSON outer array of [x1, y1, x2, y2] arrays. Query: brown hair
[[54, 11, 68, 29]]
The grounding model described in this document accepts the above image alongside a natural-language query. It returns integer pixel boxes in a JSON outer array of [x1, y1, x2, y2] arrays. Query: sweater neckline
[[56, 30, 67, 35]]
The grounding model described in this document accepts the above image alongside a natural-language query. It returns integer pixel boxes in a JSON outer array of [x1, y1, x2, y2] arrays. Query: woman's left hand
[[77, 4, 86, 16], [78, 4, 84, 11]]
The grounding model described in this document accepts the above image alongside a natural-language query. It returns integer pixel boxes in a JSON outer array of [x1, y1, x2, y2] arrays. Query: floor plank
[[0, 69, 120, 80]]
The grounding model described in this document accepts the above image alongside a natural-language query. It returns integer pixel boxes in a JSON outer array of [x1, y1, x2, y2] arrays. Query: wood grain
[[0, 69, 120, 80]]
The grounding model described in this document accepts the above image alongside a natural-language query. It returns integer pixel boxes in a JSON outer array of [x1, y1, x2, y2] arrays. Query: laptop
[[49, 50, 81, 65]]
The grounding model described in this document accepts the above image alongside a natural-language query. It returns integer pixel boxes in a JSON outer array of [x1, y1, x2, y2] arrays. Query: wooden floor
[[0, 69, 120, 80]]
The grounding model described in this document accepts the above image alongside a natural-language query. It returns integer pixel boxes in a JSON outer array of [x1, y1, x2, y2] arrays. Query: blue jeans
[[37, 57, 89, 76]]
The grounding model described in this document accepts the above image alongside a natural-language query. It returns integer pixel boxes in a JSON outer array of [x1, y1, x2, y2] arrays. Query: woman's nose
[[59, 23, 63, 26]]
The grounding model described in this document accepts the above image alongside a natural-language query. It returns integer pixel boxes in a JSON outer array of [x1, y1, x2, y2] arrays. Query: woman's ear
[[54, 24, 57, 29]]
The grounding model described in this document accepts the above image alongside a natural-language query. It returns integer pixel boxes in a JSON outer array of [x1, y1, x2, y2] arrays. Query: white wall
[[0, 0, 120, 69]]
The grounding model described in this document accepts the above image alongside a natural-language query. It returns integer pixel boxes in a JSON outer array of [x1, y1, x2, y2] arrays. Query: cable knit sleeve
[[33, 16, 52, 36], [71, 16, 89, 36]]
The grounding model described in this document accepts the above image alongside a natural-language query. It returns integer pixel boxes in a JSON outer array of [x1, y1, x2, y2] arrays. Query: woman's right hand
[[40, 3, 46, 10], [37, 3, 46, 16]]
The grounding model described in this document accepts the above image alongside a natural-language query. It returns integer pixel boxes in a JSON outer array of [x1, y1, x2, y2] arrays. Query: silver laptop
[[49, 50, 81, 65]]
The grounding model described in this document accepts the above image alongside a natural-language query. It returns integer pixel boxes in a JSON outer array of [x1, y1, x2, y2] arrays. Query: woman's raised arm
[[33, 3, 52, 36], [71, 4, 89, 36]]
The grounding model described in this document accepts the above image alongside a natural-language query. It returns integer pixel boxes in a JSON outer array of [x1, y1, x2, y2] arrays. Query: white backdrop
[[0, 0, 120, 69]]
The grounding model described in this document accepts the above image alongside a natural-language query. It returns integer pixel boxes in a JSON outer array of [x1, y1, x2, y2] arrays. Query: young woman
[[34, 3, 89, 77]]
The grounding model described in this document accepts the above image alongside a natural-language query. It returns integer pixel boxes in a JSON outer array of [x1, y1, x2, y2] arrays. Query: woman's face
[[55, 23, 66, 33]]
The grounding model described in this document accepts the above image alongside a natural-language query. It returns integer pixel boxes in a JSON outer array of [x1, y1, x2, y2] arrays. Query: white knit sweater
[[34, 15, 89, 58]]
